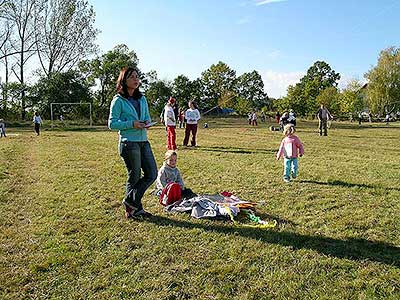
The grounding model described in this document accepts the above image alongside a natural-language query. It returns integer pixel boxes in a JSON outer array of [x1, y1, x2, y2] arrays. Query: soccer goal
[[50, 102, 93, 128]]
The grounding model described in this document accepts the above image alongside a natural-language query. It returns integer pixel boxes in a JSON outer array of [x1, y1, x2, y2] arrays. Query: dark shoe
[[122, 199, 138, 219], [131, 209, 153, 218]]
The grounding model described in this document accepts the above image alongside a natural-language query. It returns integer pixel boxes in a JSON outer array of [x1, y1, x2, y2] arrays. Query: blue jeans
[[119, 141, 157, 211], [283, 157, 298, 179]]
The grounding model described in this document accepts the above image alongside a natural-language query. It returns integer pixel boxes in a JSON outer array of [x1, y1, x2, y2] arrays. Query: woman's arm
[[108, 97, 134, 130]]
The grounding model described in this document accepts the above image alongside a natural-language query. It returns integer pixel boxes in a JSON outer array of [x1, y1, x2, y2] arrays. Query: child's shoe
[[283, 177, 291, 183]]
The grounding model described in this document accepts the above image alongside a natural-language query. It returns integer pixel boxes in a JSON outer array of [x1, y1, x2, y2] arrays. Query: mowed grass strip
[[0, 119, 399, 300]]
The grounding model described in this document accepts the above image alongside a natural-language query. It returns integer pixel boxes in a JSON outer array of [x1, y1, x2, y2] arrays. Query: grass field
[[1, 118, 399, 299]]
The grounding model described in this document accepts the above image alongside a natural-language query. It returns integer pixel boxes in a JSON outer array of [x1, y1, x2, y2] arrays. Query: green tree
[[234, 97, 252, 116], [365, 47, 400, 114], [79, 44, 139, 117], [235, 70, 268, 109], [3, 0, 45, 119], [35, 0, 99, 77], [145, 79, 172, 116], [339, 79, 365, 115], [171, 75, 193, 109], [200, 61, 236, 111], [28, 70, 92, 119], [285, 61, 341, 116], [316, 86, 340, 115]]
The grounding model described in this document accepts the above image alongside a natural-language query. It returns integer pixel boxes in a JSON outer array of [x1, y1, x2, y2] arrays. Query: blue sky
[[91, 0, 400, 98]]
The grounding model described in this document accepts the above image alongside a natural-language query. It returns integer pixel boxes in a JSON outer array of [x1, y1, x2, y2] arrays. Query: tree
[[171, 75, 193, 109], [35, 0, 99, 77], [365, 47, 400, 114], [79, 44, 139, 115], [235, 70, 268, 109], [315, 86, 340, 115], [144, 79, 172, 116], [234, 97, 252, 116], [285, 61, 341, 116], [0, 19, 13, 110], [339, 79, 365, 115], [2, 0, 45, 119], [28, 70, 92, 118], [200, 61, 236, 111]]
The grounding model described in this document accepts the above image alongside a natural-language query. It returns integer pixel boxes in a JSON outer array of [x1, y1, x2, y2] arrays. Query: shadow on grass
[[300, 179, 400, 191], [146, 215, 400, 267], [189, 146, 277, 155]]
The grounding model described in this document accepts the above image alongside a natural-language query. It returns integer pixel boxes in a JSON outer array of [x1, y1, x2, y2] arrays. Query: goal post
[[50, 102, 92, 128]]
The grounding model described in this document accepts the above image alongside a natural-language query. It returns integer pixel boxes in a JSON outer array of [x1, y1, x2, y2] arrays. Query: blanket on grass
[[164, 192, 277, 228]]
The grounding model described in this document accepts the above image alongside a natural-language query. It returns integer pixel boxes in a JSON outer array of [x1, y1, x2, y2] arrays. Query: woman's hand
[[133, 120, 145, 129]]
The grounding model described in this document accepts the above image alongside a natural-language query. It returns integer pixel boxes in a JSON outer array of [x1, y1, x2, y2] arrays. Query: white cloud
[[338, 74, 367, 91], [255, 0, 287, 6], [236, 17, 251, 25], [265, 49, 282, 59], [260, 70, 304, 98]]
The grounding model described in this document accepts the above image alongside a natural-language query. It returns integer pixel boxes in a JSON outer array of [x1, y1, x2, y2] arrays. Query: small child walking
[[276, 124, 304, 183], [0, 119, 6, 138], [33, 112, 42, 136], [156, 150, 194, 205]]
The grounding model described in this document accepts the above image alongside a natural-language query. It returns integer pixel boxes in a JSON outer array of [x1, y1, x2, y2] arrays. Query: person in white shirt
[[0, 118, 6, 138], [183, 100, 201, 147], [251, 110, 257, 126], [33, 112, 42, 136], [163, 97, 177, 150]]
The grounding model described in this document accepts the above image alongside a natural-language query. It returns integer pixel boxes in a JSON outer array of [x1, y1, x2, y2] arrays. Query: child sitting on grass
[[156, 150, 195, 205], [276, 124, 304, 183]]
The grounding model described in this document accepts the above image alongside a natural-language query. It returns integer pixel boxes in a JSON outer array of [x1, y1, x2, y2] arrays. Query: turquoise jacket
[[108, 94, 152, 142]]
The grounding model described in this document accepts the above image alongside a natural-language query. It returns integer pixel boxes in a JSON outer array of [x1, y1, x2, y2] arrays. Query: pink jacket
[[277, 135, 304, 159]]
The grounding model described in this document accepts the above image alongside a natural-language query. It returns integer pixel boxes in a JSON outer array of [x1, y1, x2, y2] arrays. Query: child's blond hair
[[283, 124, 295, 136], [164, 150, 177, 161]]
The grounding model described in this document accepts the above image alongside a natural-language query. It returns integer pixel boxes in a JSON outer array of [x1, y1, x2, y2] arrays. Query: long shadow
[[300, 179, 400, 191], [145, 215, 400, 267], [190, 145, 277, 155]]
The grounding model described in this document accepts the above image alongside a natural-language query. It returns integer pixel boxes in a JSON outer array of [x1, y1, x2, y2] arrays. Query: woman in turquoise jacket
[[108, 67, 157, 218]]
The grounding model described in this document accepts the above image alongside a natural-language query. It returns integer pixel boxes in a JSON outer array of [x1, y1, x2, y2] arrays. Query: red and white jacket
[[277, 135, 304, 159]]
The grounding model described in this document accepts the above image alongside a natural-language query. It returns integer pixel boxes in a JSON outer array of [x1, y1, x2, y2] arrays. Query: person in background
[[251, 110, 258, 126], [288, 109, 297, 126], [260, 111, 266, 123], [164, 97, 177, 150], [275, 112, 281, 124], [33, 112, 42, 136], [0, 119, 6, 138], [316, 104, 332, 136], [183, 100, 201, 147], [276, 124, 304, 183], [108, 67, 157, 218], [178, 107, 185, 129]]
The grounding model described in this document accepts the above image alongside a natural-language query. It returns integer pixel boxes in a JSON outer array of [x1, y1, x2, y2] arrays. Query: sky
[[89, 0, 400, 98]]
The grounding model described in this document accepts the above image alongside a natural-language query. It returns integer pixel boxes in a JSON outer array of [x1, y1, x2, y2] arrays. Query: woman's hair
[[189, 100, 198, 109], [283, 124, 295, 136], [164, 150, 177, 161], [116, 67, 142, 100]]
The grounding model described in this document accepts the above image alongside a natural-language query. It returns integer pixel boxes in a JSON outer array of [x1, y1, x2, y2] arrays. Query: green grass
[[1, 119, 399, 299]]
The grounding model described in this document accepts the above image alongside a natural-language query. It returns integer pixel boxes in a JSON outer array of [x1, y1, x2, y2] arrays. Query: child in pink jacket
[[277, 124, 304, 182]]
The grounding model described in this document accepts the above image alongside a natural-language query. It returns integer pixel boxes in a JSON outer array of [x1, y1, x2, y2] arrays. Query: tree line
[[1, 0, 399, 122]]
